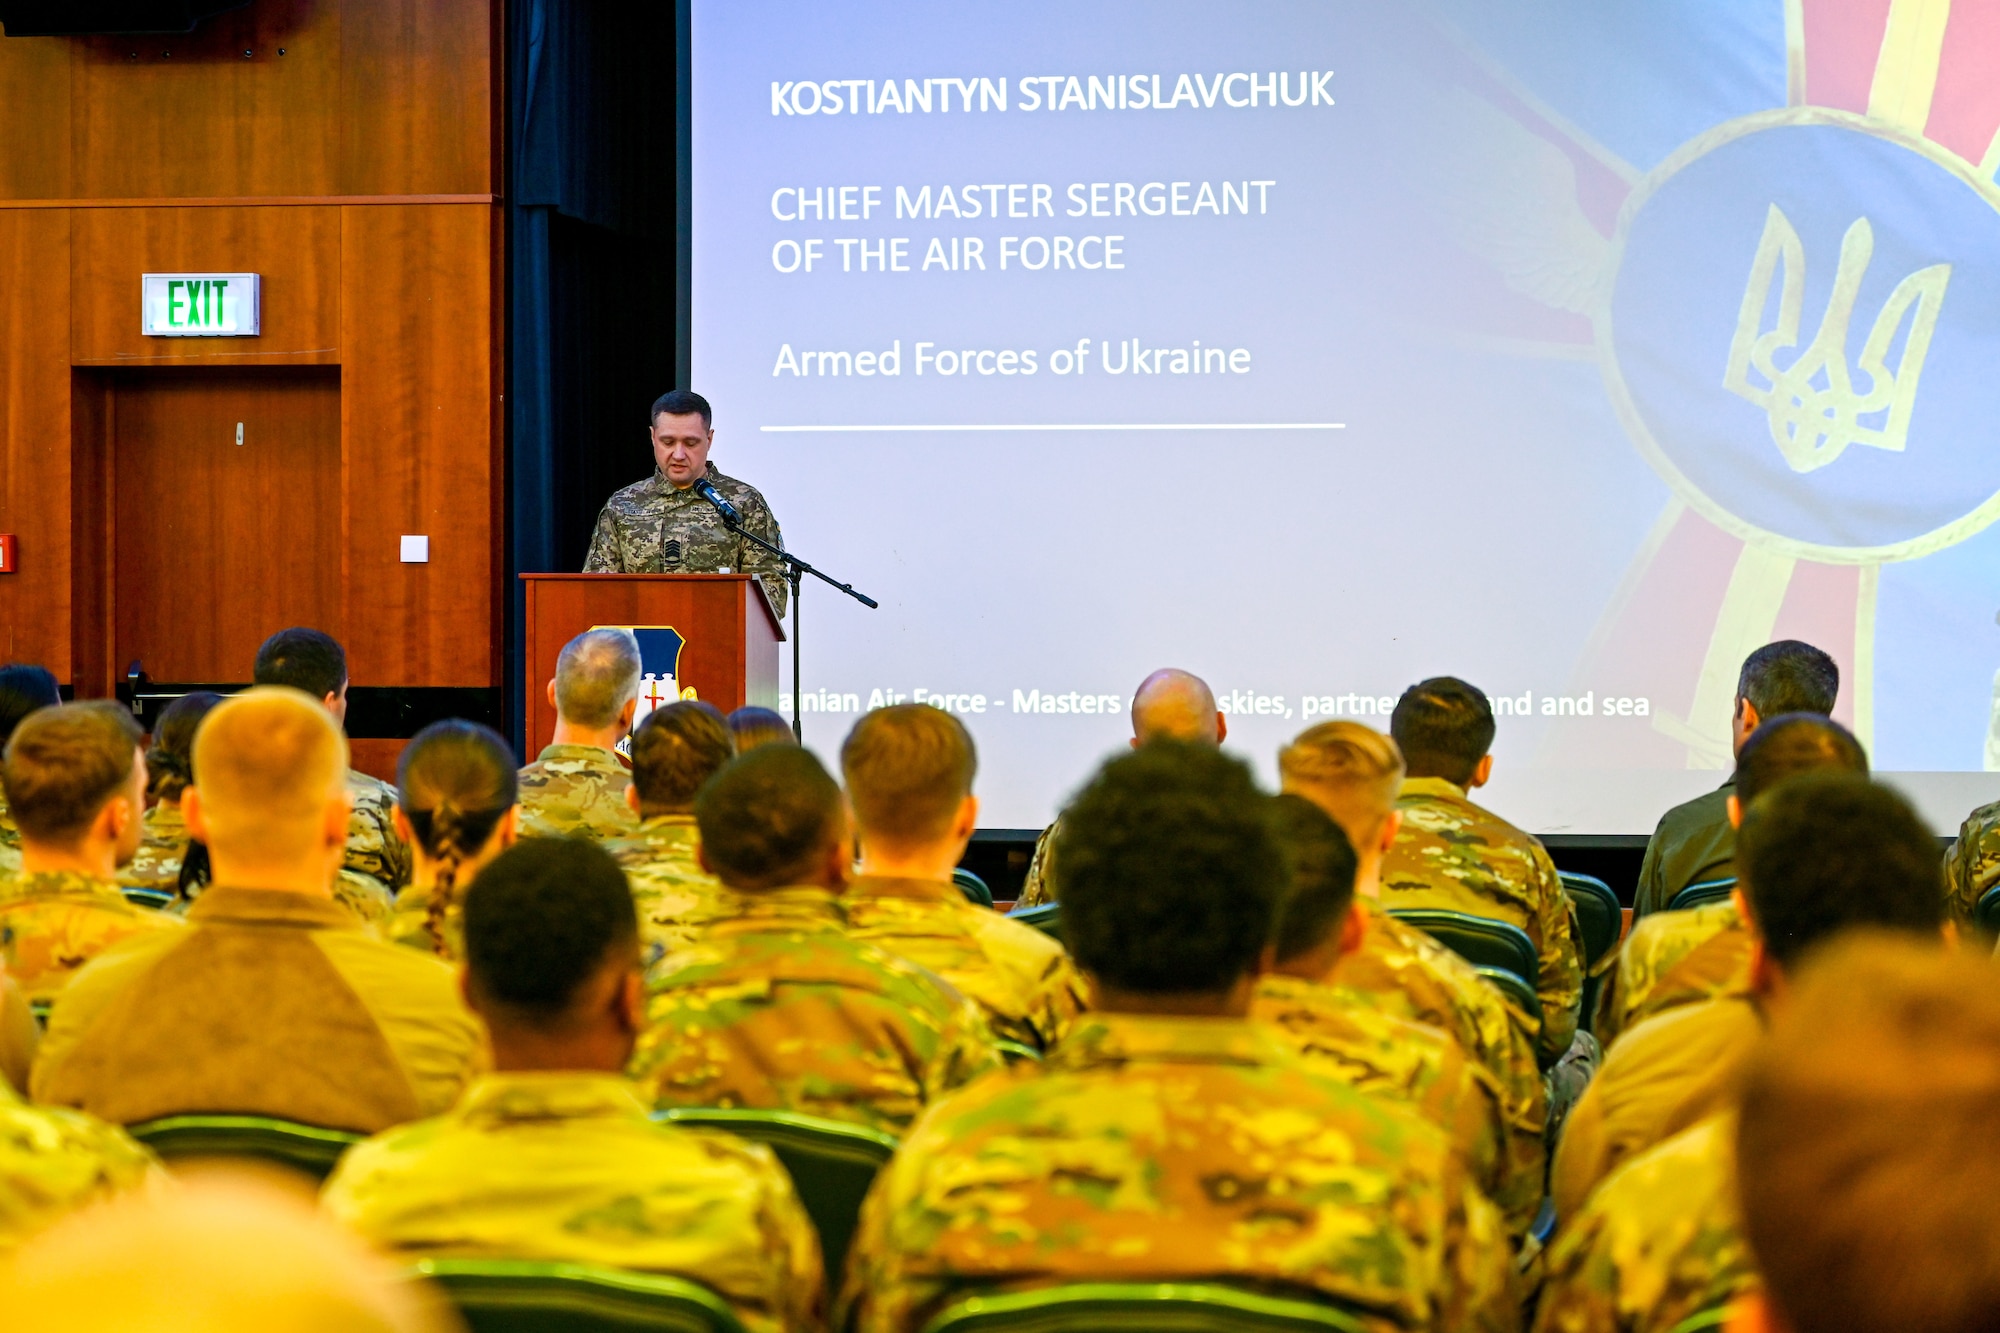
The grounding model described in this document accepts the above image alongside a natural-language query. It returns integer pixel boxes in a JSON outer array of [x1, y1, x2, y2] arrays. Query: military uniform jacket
[[0, 791, 20, 879], [1382, 777, 1583, 1063], [603, 814, 741, 962], [1252, 973, 1526, 1238], [840, 1013, 1521, 1333], [518, 744, 640, 843], [342, 768, 412, 923], [1594, 903, 1751, 1047], [1944, 797, 2000, 924], [0, 871, 183, 1004], [1015, 815, 1063, 908], [117, 803, 189, 896], [0, 1079, 157, 1259], [583, 463, 789, 617], [323, 1073, 825, 1333], [1331, 902, 1548, 1207], [1633, 784, 1735, 918], [843, 874, 1087, 1052], [627, 887, 1003, 1135], [1533, 1115, 1754, 1333]]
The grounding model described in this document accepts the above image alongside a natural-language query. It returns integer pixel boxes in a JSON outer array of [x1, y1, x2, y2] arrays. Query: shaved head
[[1130, 669, 1222, 746], [192, 687, 348, 864]]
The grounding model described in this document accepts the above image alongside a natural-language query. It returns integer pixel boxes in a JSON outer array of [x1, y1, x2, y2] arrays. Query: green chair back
[[655, 1107, 897, 1283], [1387, 908, 1539, 995], [918, 1282, 1368, 1333], [1006, 902, 1061, 940], [1666, 1307, 1732, 1333], [1474, 966, 1540, 1020], [121, 885, 177, 911], [952, 868, 995, 908], [411, 1258, 744, 1333], [125, 1113, 363, 1182], [1979, 883, 2000, 936], [1558, 872, 1621, 972], [993, 1039, 1043, 1065], [28, 998, 51, 1029], [1667, 878, 1738, 913]]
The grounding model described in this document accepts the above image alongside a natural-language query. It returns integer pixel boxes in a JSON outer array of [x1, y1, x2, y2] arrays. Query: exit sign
[[142, 273, 260, 337]]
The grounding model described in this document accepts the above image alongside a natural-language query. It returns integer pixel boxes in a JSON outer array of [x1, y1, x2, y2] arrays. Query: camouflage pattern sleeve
[[1015, 819, 1059, 908], [1943, 799, 2000, 926], [0, 1086, 159, 1258], [730, 483, 790, 620], [1530, 843, 1584, 1062], [583, 504, 624, 573], [344, 770, 412, 903], [921, 996, 1007, 1102], [1595, 904, 1751, 1048]]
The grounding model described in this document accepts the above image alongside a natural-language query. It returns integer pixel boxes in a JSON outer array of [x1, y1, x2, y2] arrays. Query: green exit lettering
[[165, 278, 229, 328]]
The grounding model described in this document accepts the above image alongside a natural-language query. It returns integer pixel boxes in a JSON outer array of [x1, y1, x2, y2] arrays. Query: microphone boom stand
[[718, 516, 876, 741]]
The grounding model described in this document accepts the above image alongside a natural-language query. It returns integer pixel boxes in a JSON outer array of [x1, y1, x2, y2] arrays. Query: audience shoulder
[[310, 930, 485, 1115], [28, 927, 189, 1101]]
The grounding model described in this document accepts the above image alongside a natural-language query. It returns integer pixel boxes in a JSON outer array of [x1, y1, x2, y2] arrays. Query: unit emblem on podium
[[594, 625, 693, 745]]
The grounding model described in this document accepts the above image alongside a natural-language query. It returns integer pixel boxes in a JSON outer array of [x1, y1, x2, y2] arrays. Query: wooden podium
[[521, 574, 784, 755]]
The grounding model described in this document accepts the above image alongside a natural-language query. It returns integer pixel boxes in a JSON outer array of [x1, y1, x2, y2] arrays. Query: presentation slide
[[689, 0, 2000, 833]]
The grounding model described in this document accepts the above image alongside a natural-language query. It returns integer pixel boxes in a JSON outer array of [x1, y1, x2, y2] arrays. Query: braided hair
[[397, 720, 518, 957], [146, 691, 224, 804]]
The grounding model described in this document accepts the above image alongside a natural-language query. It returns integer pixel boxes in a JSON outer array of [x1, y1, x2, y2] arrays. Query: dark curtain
[[508, 0, 683, 752]]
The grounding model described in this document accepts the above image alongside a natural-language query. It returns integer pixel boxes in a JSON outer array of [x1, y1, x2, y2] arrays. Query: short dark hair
[[727, 706, 797, 753], [253, 627, 348, 700], [694, 745, 844, 889], [1738, 640, 1838, 718], [1267, 793, 1360, 964], [1739, 935, 2000, 1333], [650, 389, 713, 430], [631, 700, 734, 810], [2, 702, 143, 845], [1736, 772, 1942, 969], [1058, 741, 1283, 995], [1390, 677, 1495, 786], [841, 704, 977, 846], [1736, 713, 1867, 806], [0, 664, 61, 750], [462, 838, 637, 1028], [145, 691, 224, 803]]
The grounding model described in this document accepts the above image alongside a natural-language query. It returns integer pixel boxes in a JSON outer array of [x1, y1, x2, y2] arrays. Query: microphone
[[693, 477, 741, 525]]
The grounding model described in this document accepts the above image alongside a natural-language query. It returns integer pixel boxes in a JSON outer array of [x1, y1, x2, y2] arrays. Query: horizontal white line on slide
[[760, 422, 1347, 432]]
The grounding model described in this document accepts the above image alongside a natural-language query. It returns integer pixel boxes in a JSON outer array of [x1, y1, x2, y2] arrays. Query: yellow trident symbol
[[1723, 203, 1951, 473]]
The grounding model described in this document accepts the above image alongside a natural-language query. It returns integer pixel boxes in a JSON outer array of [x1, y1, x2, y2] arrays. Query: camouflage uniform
[[1382, 777, 1583, 1063], [383, 879, 463, 961], [583, 464, 789, 617], [840, 1013, 1521, 1333], [1632, 784, 1735, 918], [628, 886, 1004, 1136], [1015, 815, 1062, 908], [603, 814, 741, 962], [1252, 972, 1527, 1238], [340, 769, 410, 924], [0, 790, 21, 878], [518, 745, 640, 843], [843, 874, 1088, 1052], [1594, 903, 1751, 1048], [323, 1073, 824, 1333], [1533, 1115, 1754, 1333], [0, 871, 184, 1004], [0, 1079, 157, 1259], [1943, 798, 2000, 925], [1332, 901, 1548, 1210], [117, 802, 189, 897]]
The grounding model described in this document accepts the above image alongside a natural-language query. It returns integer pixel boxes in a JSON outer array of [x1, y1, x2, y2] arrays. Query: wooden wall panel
[[68, 371, 113, 699], [339, 203, 498, 689], [338, 0, 496, 195], [0, 211, 72, 674], [0, 38, 72, 201], [70, 206, 340, 365], [69, 4, 341, 201]]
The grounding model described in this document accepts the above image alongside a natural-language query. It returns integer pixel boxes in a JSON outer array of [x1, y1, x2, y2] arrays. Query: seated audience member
[[604, 700, 738, 957], [628, 745, 1001, 1134], [1550, 772, 1944, 1225], [519, 628, 643, 841], [727, 705, 798, 752], [6, 1176, 454, 1333], [254, 627, 412, 922], [117, 690, 223, 900], [1634, 640, 1837, 917], [841, 742, 1517, 1333], [0, 1078, 154, 1257], [1383, 677, 1583, 1066], [1257, 793, 1525, 1237], [1, 970, 33, 1091], [1596, 714, 1866, 1044], [1281, 720, 1547, 1194], [31, 688, 484, 1132], [0, 665, 62, 875], [324, 839, 823, 1333], [840, 704, 1085, 1052], [384, 721, 519, 960], [0, 703, 181, 1004], [1017, 667, 1225, 907], [1733, 937, 2000, 1333]]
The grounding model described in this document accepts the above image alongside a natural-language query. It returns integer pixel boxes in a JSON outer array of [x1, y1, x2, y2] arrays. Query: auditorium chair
[[952, 867, 995, 908], [1005, 902, 1062, 940], [1386, 909, 1539, 996], [1473, 966, 1541, 1023], [916, 1281, 1368, 1333], [1976, 883, 2000, 937], [993, 1039, 1043, 1065], [120, 886, 177, 910], [1666, 878, 1738, 912], [1558, 871, 1622, 1029], [125, 1113, 362, 1182], [654, 1107, 897, 1282], [410, 1258, 743, 1333], [1666, 1308, 1732, 1333]]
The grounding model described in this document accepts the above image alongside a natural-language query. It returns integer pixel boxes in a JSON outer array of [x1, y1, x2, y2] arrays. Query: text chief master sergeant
[[582, 389, 789, 616]]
